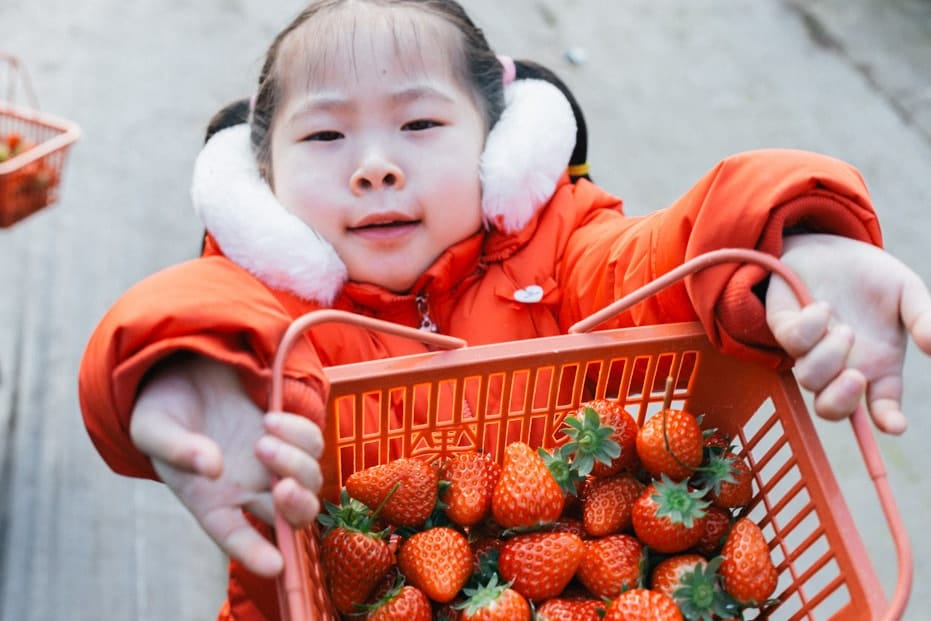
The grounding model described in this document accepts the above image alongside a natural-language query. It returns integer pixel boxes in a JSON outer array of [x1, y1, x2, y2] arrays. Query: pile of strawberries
[[316, 398, 778, 620], [0, 131, 58, 211]]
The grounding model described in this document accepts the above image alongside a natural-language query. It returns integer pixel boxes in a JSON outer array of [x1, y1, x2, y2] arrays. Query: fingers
[[272, 477, 322, 527], [130, 400, 223, 478], [767, 300, 832, 359], [865, 375, 907, 435], [263, 412, 324, 460], [200, 505, 284, 578], [811, 368, 867, 421], [257, 413, 324, 526]]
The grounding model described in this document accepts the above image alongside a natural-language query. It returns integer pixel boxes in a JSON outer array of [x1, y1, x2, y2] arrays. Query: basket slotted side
[[302, 321, 884, 621], [0, 100, 80, 226]]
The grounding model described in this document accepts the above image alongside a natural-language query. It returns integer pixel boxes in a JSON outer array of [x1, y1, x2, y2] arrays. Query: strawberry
[[497, 531, 585, 602], [440, 451, 501, 527], [575, 534, 643, 599], [366, 582, 432, 621], [603, 588, 684, 621], [398, 527, 473, 603], [636, 408, 704, 480], [560, 401, 632, 477], [346, 457, 439, 528], [631, 475, 709, 554], [702, 428, 732, 454], [457, 573, 532, 620], [491, 442, 565, 528], [535, 597, 605, 621], [651, 555, 739, 620], [317, 492, 395, 614], [719, 517, 778, 606], [693, 505, 732, 557], [703, 452, 753, 509], [580, 472, 644, 537]]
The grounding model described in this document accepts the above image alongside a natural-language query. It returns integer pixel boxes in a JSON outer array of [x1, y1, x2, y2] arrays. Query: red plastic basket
[[269, 249, 912, 621], [0, 53, 80, 227]]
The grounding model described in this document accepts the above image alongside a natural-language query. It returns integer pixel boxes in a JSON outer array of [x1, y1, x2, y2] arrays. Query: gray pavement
[[0, 1, 928, 619]]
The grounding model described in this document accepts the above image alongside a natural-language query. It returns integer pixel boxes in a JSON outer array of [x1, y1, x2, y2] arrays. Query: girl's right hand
[[129, 355, 324, 578]]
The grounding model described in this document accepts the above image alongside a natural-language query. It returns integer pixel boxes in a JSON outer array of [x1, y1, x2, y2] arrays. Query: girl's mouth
[[349, 217, 420, 240]]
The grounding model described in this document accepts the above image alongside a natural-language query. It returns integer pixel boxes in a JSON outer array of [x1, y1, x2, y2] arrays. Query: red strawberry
[[575, 534, 643, 599], [398, 527, 473, 603], [631, 476, 709, 554], [491, 442, 564, 528], [439, 451, 501, 527], [317, 493, 396, 615], [535, 597, 605, 621], [694, 505, 732, 557], [603, 588, 684, 621], [346, 458, 439, 528], [366, 582, 432, 621], [651, 554, 739, 620], [580, 472, 644, 537], [561, 400, 638, 477], [457, 574, 532, 620], [706, 452, 754, 509], [498, 531, 585, 602], [719, 518, 778, 605], [650, 554, 708, 600], [636, 409, 704, 480]]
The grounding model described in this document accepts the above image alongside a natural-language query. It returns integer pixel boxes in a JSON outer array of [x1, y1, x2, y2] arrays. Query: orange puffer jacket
[[78, 147, 879, 621]]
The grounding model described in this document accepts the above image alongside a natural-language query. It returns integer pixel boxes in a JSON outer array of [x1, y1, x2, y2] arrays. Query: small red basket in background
[[268, 249, 913, 621], [0, 52, 80, 227]]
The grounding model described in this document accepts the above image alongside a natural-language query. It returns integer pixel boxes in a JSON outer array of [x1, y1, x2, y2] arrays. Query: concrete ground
[[0, 0, 928, 619]]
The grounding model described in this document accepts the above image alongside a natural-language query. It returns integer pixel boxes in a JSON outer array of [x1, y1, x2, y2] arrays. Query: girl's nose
[[350, 153, 405, 195]]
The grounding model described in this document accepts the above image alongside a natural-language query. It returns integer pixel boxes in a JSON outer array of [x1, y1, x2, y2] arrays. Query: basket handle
[[268, 309, 466, 621], [570, 247, 912, 621], [0, 53, 39, 109]]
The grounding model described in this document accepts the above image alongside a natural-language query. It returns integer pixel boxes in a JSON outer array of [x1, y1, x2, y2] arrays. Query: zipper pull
[[415, 293, 438, 333]]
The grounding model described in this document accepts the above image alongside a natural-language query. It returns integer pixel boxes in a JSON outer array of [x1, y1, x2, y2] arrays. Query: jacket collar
[[190, 78, 576, 305]]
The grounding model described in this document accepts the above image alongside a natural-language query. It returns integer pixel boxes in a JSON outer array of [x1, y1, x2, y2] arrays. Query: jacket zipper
[[415, 292, 438, 332]]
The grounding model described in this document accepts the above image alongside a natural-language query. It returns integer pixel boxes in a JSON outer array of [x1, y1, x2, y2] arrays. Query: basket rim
[[0, 100, 81, 174]]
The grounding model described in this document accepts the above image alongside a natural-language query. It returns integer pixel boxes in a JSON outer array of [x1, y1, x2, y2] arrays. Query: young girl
[[78, 0, 931, 619]]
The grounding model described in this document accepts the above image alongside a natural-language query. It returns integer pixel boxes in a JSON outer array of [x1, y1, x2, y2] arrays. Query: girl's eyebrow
[[285, 84, 457, 123], [389, 84, 457, 105]]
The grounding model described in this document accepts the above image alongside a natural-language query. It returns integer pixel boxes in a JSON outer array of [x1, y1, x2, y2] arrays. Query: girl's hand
[[129, 355, 324, 577], [766, 234, 931, 434]]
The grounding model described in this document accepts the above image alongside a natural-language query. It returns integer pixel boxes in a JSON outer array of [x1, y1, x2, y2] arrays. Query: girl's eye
[[304, 130, 343, 142], [403, 119, 442, 131]]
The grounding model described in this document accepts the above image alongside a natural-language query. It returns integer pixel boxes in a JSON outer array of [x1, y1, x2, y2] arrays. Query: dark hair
[[203, 1, 591, 194], [204, 98, 250, 143], [249, 0, 506, 183]]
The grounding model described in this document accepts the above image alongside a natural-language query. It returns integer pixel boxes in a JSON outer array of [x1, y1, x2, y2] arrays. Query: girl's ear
[[479, 78, 577, 233]]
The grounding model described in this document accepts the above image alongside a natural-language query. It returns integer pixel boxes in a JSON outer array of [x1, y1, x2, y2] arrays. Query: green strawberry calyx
[[652, 474, 711, 528], [456, 573, 511, 617], [317, 488, 388, 537], [559, 406, 622, 476], [672, 557, 741, 621]]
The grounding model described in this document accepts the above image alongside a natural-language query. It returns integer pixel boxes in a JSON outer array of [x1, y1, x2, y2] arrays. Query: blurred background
[[0, 0, 928, 619]]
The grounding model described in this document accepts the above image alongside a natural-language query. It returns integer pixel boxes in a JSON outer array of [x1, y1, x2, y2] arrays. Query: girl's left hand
[[766, 234, 931, 434]]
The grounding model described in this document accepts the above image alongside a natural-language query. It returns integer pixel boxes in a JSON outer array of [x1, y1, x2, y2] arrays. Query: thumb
[[901, 271, 931, 356]]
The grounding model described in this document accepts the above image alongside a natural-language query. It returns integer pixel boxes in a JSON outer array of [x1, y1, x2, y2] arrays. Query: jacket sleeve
[[78, 256, 329, 480], [559, 148, 881, 369]]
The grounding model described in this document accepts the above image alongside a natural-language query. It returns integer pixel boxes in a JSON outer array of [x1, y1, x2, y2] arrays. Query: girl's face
[[269, 5, 486, 293]]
